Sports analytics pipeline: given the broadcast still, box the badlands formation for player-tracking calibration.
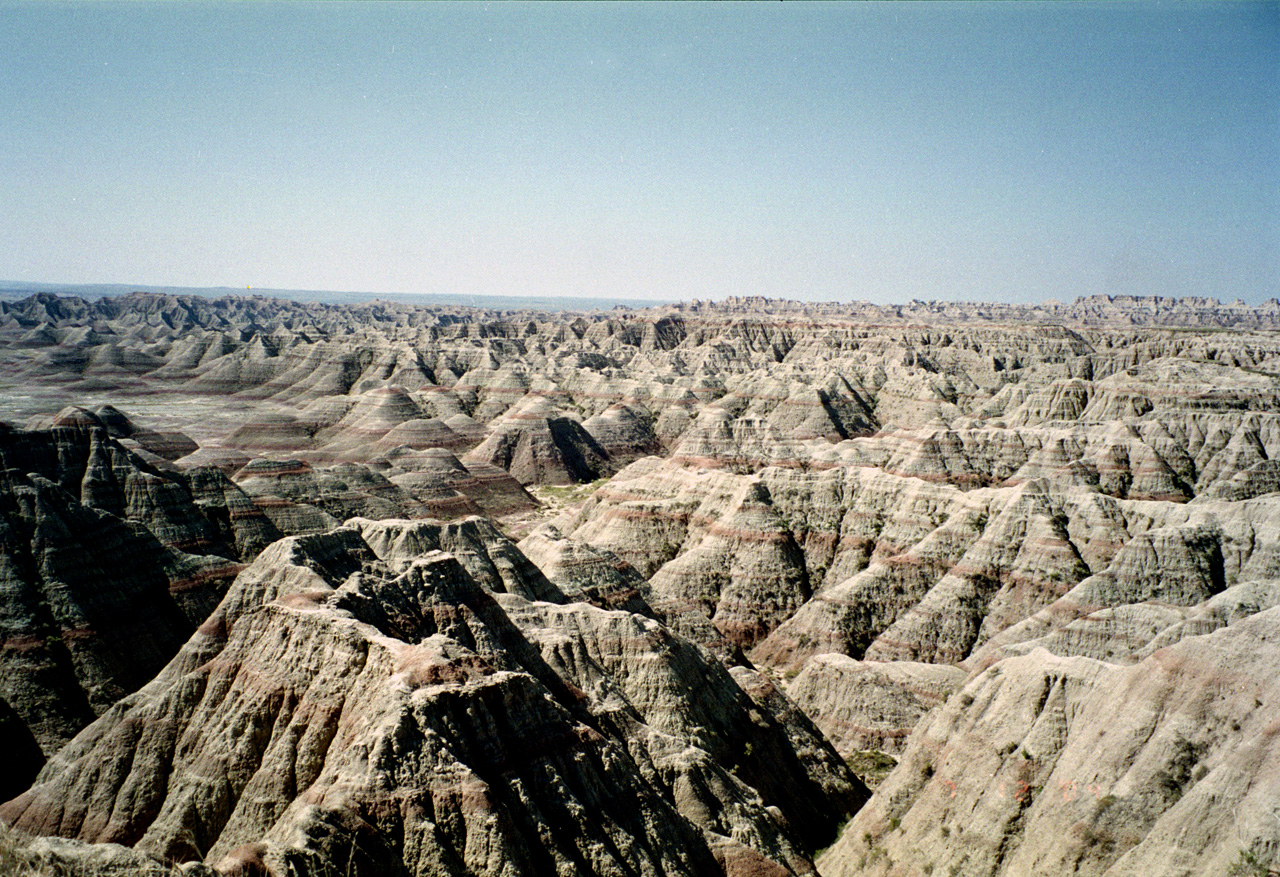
[1,290,1279,876]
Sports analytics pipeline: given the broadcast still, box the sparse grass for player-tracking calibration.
[1181,325,1246,334]
[1229,848,1280,876]
[0,822,183,876]
[529,477,609,507]
[1154,735,1205,803]
[845,749,898,790]
[0,824,33,877]
[1080,795,1120,857]
[502,477,610,538]
[1238,365,1280,379]
[813,814,854,860]
[1080,822,1116,857]
[536,482,590,500]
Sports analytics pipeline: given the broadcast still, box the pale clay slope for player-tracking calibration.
[818,609,1280,877]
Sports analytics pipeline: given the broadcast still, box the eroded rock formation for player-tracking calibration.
[0,415,262,756]
[3,522,866,876]
[3,290,1280,875]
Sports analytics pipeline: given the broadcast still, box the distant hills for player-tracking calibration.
[0,281,671,313]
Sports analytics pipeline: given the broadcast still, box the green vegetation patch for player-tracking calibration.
[846,749,899,790]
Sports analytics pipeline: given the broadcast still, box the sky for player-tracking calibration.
[0,1,1276,305]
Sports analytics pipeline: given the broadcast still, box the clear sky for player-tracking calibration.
[1,1,1276,304]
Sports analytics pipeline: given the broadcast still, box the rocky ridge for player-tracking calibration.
[2,290,1280,875]
[0,410,271,758]
[3,520,866,876]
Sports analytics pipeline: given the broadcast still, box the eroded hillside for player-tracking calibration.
[1,291,1278,876]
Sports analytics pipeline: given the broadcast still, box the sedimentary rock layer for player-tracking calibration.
[818,609,1280,877]
[4,290,1280,875]
[3,523,866,877]
[0,416,257,756]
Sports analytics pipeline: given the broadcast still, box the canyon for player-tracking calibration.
[1,289,1278,876]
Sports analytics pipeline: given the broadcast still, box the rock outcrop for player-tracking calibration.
[784,656,965,757]
[4,523,866,876]
[4,290,1280,875]
[0,416,260,760]
[464,394,615,485]
[818,609,1280,877]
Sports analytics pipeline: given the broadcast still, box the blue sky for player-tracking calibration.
[1,1,1276,304]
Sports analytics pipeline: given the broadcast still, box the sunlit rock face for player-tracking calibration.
[3,524,866,877]
[818,610,1280,877]
[3,290,1280,875]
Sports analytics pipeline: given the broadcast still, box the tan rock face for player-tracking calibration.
[785,656,964,756]
[818,609,1280,877]
[646,477,810,652]
[516,522,653,614]
[3,525,866,876]
[4,292,1280,874]
[463,394,615,485]
[581,401,663,465]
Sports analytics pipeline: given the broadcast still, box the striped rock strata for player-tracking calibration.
[0,416,266,757]
[3,524,866,877]
[818,608,1280,877]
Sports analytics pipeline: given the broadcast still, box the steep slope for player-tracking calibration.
[818,609,1280,877]
[1,410,278,562]
[3,524,866,877]
[0,415,265,757]
[464,394,615,485]
[4,291,1280,875]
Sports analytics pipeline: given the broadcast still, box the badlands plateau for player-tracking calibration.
[0,290,1278,876]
